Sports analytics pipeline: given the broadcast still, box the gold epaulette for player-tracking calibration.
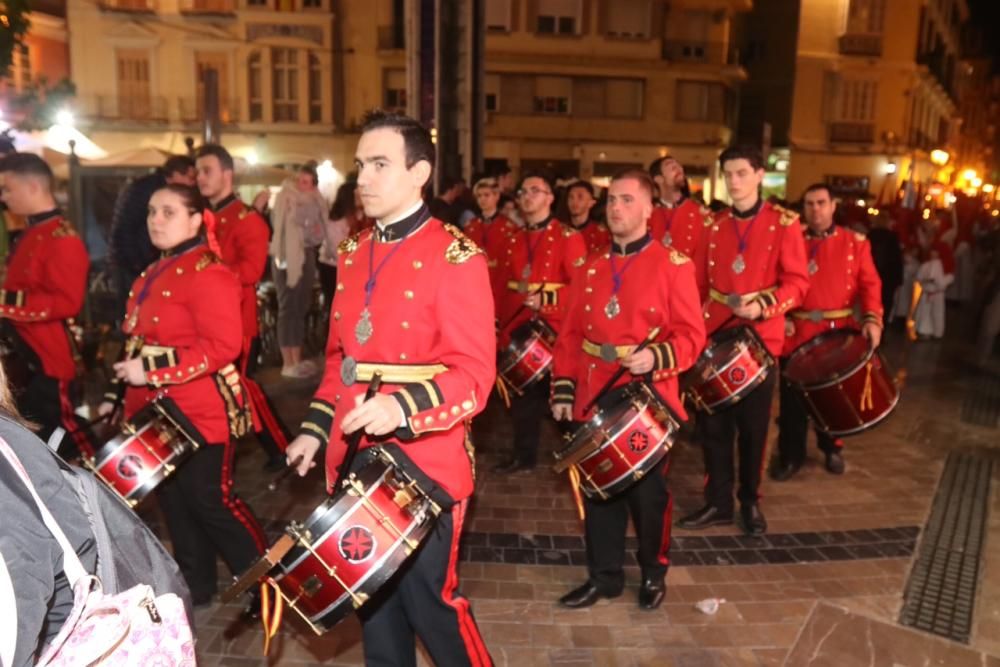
[195,251,220,271]
[670,249,690,265]
[700,206,714,227]
[338,233,361,255]
[443,224,483,264]
[52,220,78,238]
[774,204,798,227]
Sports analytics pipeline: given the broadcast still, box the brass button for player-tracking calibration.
[404,290,414,299]
[401,321,410,329]
[413,260,423,269]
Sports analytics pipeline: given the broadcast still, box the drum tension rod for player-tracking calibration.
[347,478,421,551]
[288,529,367,608]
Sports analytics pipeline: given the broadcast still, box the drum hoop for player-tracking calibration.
[691,362,772,413]
[785,330,876,390]
[92,418,158,469]
[555,390,659,469]
[499,332,549,372]
[810,380,900,437]
[581,442,670,498]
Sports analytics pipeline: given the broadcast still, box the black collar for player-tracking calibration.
[211,193,238,212]
[806,224,837,239]
[376,204,430,242]
[27,209,62,226]
[162,236,205,257]
[480,211,498,224]
[571,218,592,230]
[732,199,763,219]
[525,215,553,232]
[611,233,651,256]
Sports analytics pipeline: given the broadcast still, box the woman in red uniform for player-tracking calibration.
[99,184,266,606]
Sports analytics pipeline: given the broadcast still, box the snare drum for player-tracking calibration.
[268,448,440,634]
[683,325,774,414]
[498,318,557,395]
[783,328,899,436]
[85,399,201,507]
[553,383,679,500]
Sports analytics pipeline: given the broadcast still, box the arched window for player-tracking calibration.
[272,48,299,122]
[248,51,262,121]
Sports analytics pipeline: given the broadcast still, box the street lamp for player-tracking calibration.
[55,109,74,127]
[930,149,950,166]
[884,161,897,175]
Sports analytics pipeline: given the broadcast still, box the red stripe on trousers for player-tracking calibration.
[657,460,674,567]
[240,337,288,451]
[57,380,93,457]
[441,500,492,667]
[220,439,267,553]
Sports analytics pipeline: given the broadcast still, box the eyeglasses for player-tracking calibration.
[517,187,552,198]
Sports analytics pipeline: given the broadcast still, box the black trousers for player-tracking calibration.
[15,374,93,458]
[240,337,288,460]
[700,371,777,513]
[508,378,550,466]
[158,443,266,603]
[359,500,492,667]
[583,456,672,594]
[776,358,840,466]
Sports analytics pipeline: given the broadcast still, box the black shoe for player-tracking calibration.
[558,581,620,609]
[677,505,734,530]
[740,504,767,536]
[769,460,802,482]
[825,451,845,475]
[638,577,666,610]
[241,590,262,621]
[491,458,535,475]
[263,455,286,473]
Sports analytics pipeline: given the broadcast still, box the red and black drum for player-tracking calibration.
[85,398,201,507]
[267,448,440,634]
[683,325,774,414]
[783,328,899,436]
[552,383,679,500]
[498,318,557,395]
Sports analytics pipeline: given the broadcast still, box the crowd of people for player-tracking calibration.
[0,108,998,666]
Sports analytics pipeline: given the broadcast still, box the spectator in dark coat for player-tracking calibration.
[867,211,905,322]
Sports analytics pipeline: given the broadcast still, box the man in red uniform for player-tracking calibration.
[680,146,809,536]
[552,169,705,610]
[464,177,518,286]
[0,153,91,456]
[771,184,883,481]
[647,156,712,258]
[492,172,588,474]
[285,111,494,667]
[565,180,610,254]
[195,144,289,469]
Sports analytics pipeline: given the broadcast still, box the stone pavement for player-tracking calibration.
[157,325,1000,666]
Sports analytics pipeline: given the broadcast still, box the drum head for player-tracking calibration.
[785,329,870,386]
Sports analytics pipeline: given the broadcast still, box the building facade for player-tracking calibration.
[0,1,70,122]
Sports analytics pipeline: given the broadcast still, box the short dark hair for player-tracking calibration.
[719,145,765,171]
[440,175,464,191]
[611,168,655,202]
[0,153,54,190]
[157,183,209,213]
[518,170,555,194]
[566,180,595,198]
[299,164,319,186]
[195,144,234,171]
[802,183,833,201]
[330,180,358,220]
[162,154,195,178]
[492,164,512,178]
[361,109,436,171]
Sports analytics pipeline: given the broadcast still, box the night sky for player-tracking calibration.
[967,0,1000,71]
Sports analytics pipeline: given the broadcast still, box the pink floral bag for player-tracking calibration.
[0,437,196,666]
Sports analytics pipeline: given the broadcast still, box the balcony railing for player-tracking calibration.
[828,121,875,144]
[377,25,405,51]
[661,40,739,66]
[179,97,241,124]
[98,0,153,11]
[838,33,883,57]
[78,95,168,122]
[180,0,236,14]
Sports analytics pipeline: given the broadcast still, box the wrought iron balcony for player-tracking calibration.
[838,33,883,57]
[828,121,875,144]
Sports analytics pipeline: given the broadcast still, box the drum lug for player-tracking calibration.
[351,591,370,609]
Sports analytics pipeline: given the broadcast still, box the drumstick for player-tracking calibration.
[497,284,546,331]
[582,326,661,415]
[333,372,383,488]
[267,455,304,492]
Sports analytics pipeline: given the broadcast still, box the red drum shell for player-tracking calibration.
[86,401,198,507]
[684,326,774,413]
[499,319,557,394]
[272,451,438,634]
[554,384,678,499]
[783,328,899,436]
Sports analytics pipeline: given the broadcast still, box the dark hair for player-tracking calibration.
[361,109,436,171]
[0,153,54,191]
[299,164,319,186]
[439,175,464,192]
[330,180,358,220]
[611,168,655,202]
[162,154,195,178]
[0,130,16,156]
[518,170,555,195]
[566,180,595,198]
[802,183,834,200]
[195,144,235,172]
[647,156,666,179]
[156,183,210,214]
[491,164,512,178]
[719,145,765,171]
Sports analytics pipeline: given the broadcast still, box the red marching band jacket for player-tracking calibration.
[493,218,588,342]
[693,202,810,357]
[462,213,519,286]
[783,225,883,355]
[570,220,611,256]
[647,198,713,259]
[0,212,89,380]
[112,242,250,445]
[299,214,496,502]
[552,238,706,422]
[211,195,270,341]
